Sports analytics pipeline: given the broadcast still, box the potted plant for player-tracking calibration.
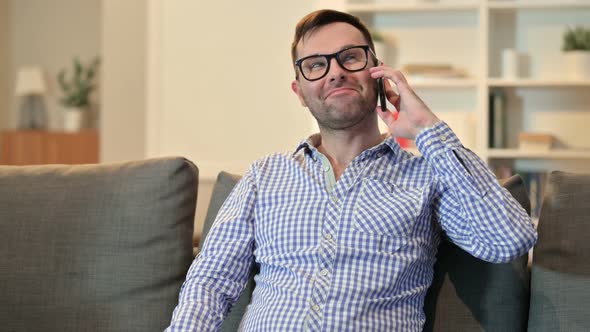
[563,26,590,80]
[57,56,100,131]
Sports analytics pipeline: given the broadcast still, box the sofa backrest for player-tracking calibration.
[423,174,531,332]
[200,172,532,331]
[0,157,198,332]
[528,171,590,331]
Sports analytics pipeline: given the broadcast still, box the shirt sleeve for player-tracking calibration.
[165,166,258,332]
[416,121,538,263]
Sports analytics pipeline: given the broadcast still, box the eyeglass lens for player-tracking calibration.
[300,46,368,81]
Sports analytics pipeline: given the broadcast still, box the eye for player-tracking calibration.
[304,58,327,72]
[343,54,358,63]
[340,50,362,64]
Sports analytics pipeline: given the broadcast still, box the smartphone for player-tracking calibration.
[377,78,387,112]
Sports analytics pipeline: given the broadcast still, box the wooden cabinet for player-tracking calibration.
[0,130,99,165]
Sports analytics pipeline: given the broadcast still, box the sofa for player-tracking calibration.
[200,171,590,332]
[1,157,588,331]
[0,157,198,332]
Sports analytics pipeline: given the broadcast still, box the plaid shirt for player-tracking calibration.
[166,122,537,331]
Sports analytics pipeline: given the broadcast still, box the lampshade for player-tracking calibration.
[15,66,47,96]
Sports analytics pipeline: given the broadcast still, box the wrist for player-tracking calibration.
[415,118,441,137]
[422,115,441,129]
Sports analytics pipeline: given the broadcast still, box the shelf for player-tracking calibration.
[350,0,590,171]
[487,148,590,159]
[488,78,590,87]
[409,78,478,88]
[488,0,590,10]
[348,0,590,12]
[346,2,480,13]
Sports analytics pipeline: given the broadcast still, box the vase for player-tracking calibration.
[564,51,590,80]
[63,108,87,132]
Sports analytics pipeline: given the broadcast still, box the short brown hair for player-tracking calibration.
[291,9,376,77]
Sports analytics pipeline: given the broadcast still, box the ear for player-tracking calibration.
[291,80,307,107]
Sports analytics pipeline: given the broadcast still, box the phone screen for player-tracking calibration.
[377,78,387,112]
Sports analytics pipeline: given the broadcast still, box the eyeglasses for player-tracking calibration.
[294,45,377,81]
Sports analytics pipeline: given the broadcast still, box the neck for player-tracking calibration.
[316,117,383,180]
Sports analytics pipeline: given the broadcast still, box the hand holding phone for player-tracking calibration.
[377,78,387,112]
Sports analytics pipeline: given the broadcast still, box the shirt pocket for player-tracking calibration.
[353,178,426,241]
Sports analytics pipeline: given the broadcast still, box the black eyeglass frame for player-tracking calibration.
[294,45,378,82]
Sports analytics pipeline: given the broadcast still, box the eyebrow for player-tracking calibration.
[301,44,361,58]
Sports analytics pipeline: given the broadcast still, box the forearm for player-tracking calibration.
[434,180,537,262]
[166,271,227,332]
[417,122,538,262]
[166,169,258,330]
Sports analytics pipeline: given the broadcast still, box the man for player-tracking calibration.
[166,9,537,331]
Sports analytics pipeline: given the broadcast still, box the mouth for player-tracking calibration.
[325,87,358,99]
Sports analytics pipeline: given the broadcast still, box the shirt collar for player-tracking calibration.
[293,132,403,158]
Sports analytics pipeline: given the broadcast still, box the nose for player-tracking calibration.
[327,57,346,82]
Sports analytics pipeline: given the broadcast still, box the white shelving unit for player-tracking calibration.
[411,78,478,88]
[488,148,590,160]
[488,0,590,10]
[342,0,590,174]
[346,3,480,12]
[488,78,590,87]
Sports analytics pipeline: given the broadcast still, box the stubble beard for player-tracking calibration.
[307,83,380,132]
[308,95,376,132]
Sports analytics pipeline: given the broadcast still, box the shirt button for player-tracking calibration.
[324,233,332,240]
[331,195,339,203]
[320,269,329,276]
[441,134,448,141]
[323,166,330,172]
[312,304,321,312]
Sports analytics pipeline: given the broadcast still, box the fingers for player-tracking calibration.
[383,79,400,111]
[370,67,413,96]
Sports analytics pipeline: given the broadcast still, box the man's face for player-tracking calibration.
[291,22,378,132]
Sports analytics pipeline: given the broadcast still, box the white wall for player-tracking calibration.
[8,0,100,130]
[0,1,9,132]
[100,0,147,163]
[148,0,318,175]
[3,0,342,239]
[145,0,322,235]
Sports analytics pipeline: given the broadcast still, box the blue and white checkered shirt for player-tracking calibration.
[166,122,537,331]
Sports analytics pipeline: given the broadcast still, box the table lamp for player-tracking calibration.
[15,66,47,129]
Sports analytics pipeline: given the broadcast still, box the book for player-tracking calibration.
[493,164,514,180]
[402,63,467,79]
[518,132,554,152]
[489,89,506,148]
[519,170,548,222]
[495,165,548,224]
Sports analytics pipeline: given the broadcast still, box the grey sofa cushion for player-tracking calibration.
[201,173,532,331]
[0,157,198,332]
[422,174,532,332]
[528,171,590,331]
